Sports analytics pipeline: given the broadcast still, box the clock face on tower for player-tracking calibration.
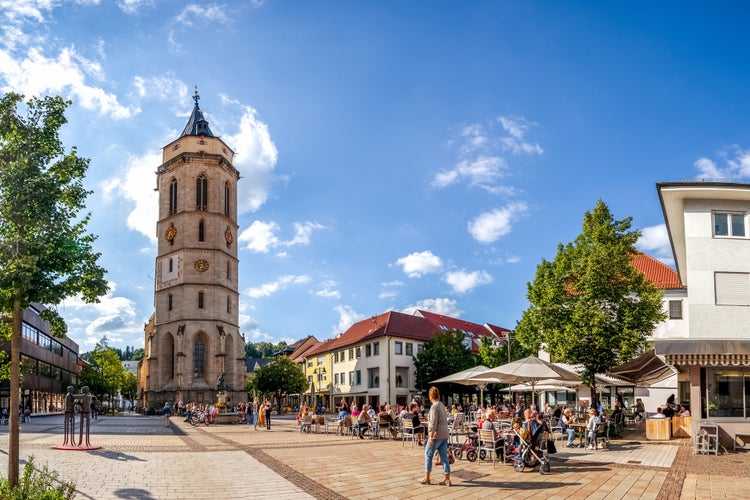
[194,259,209,272]
[225,227,233,246]
[165,224,177,242]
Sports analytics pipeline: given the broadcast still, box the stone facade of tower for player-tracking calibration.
[138,92,245,410]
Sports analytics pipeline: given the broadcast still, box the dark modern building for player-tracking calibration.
[0,303,81,414]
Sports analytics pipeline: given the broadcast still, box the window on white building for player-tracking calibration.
[669,300,683,319]
[405,343,413,356]
[715,272,750,305]
[395,341,403,355]
[714,212,746,238]
[373,342,380,355]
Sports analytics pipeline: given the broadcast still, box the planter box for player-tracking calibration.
[672,415,692,438]
[646,418,671,441]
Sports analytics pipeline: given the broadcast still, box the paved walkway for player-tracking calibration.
[0,414,748,499]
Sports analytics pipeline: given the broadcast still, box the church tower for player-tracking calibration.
[139,89,245,409]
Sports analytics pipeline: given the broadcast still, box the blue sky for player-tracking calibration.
[3,1,750,352]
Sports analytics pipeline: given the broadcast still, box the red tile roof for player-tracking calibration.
[415,310,510,352]
[327,311,438,351]
[631,252,682,289]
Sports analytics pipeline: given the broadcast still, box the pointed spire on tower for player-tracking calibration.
[180,85,215,138]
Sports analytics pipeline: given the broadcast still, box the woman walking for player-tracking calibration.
[420,386,451,486]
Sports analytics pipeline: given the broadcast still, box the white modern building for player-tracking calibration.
[655,181,750,444]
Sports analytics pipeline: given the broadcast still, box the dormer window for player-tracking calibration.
[714,212,745,238]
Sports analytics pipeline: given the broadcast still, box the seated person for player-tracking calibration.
[407,402,425,446]
[561,408,577,447]
[585,408,601,450]
[356,404,371,439]
[351,404,361,418]
[651,407,667,419]
[480,410,503,459]
[337,406,350,435]
[678,405,690,416]
[510,418,526,459]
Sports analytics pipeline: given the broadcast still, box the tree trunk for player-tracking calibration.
[8,296,22,488]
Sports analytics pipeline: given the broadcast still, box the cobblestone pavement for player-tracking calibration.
[0,414,748,499]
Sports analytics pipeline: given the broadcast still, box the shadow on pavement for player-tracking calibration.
[115,488,157,499]
[90,450,146,462]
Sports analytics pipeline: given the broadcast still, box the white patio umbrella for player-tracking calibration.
[431,365,505,407]
[475,356,581,407]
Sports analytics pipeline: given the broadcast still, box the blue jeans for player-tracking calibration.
[424,438,450,475]
[565,428,576,445]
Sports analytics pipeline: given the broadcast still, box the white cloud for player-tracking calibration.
[118,0,153,14]
[132,75,187,101]
[332,305,365,336]
[238,220,325,253]
[443,269,493,294]
[637,224,674,265]
[58,281,142,348]
[0,46,136,119]
[468,201,528,243]
[102,151,160,242]
[175,4,230,27]
[395,251,443,278]
[224,105,279,214]
[244,274,310,298]
[315,280,341,299]
[432,156,507,189]
[694,147,750,179]
[434,115,541,194]
[238,220,280,253]
[402,298,463,318]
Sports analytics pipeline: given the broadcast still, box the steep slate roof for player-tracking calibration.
[245,358,272,372]
[180,87,215,138]
[631,252,683,289]
[415,310,508,353]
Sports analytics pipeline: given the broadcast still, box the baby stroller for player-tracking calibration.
[454,431,481,462]
[510,425,551,474]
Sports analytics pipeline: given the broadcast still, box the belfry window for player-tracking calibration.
[196,175,207,211]
[169,179,178,214]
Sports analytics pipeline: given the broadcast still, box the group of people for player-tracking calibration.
[162,400,273,430]
[331,400,401,439]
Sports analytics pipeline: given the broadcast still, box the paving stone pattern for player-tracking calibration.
[1,415,749,499]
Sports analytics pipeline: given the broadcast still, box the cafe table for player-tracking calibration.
[568,422,588,447]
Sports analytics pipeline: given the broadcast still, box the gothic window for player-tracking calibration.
[196,175,207,211]
[226,260,230,279]
[169,179,178,214]
[198,219,205,242]
[169,258,173,273]
[168,293,173,311]
[224,182,230,216]
[194,337,205,376]
[226,295,231,313]
[198,291,204,309]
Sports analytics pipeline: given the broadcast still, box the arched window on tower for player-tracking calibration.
[169,179,178,214]
[194,336,205,376]
[196,175,207,211]
[198,219,205,242]
[224,182,230,216]
[227,295,231,314]
[198,291,204,309]
[168,293,173,311]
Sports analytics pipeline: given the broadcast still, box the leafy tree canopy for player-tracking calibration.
[245,341,288,358]
[250,356,307,413]
[414,330,476,395]
[0,92,108,486]
[514,200,666,395]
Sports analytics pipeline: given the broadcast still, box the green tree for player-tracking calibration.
[250,356,307,414]
[86,337,126,414]
[121,371,138,411]
[414,330,476,397]
[0,93,108,486]
[514,200,665,405]
[131,348,145,361]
